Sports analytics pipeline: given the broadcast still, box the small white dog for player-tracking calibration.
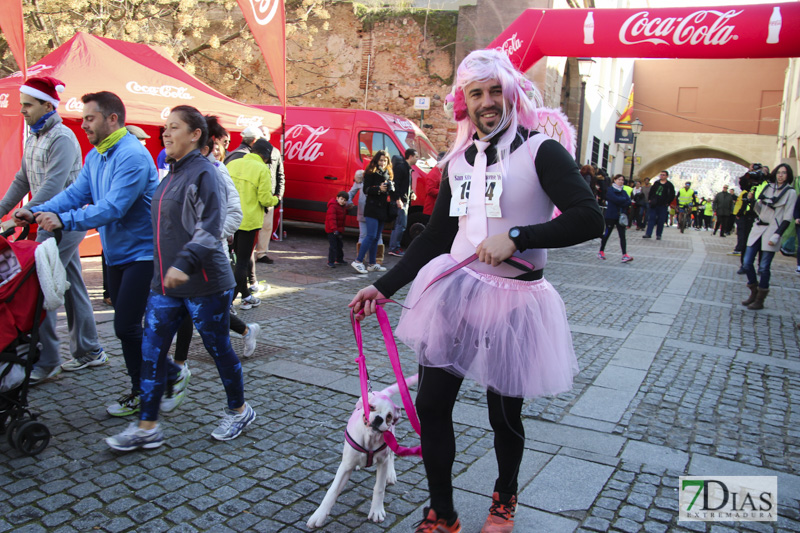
[307,374,419,529]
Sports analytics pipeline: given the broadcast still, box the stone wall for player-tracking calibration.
[220,3,458,150]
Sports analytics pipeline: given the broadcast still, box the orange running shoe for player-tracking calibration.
[481,492,516,532]
[414,507,462,533]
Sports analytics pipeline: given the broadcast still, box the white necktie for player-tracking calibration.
[466,140,490,246]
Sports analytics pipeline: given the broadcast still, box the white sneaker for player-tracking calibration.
[367,264,386,272]
[211,402,256,441]
[351,261,368,274]
[29,365,62,385]
[249,283,270,294]
[796,266,800,273]
[243,323,260,357]
[61,349,107,371]
[240,296,261,310]
[106,422,164,451]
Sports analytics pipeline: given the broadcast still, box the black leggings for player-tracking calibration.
[173,312,248,363]
[233,229,259,299]
[600,219,627,254]
[416,365,524,519]
[106,260,153,394]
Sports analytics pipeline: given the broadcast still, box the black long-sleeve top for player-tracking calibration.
[373,129,604,298]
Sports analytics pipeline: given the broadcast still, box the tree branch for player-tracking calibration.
[180,29,244,63]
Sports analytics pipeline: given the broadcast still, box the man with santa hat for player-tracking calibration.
[0,76,105,384]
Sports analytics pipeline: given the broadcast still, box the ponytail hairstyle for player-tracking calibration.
[440,49,541,173]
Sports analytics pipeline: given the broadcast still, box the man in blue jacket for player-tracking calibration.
[14,91,158,418]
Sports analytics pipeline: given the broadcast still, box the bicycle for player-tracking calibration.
[677,206,690,233]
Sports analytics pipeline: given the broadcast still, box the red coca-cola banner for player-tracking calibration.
[489,3,800,73]
[0,0,27,79]
[237,0,287,114]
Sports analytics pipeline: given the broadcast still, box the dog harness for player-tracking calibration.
[344,429,387,467]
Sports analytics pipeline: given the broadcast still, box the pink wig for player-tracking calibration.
[441,49,542,171]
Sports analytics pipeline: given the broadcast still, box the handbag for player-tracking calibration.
[619,212,629,226]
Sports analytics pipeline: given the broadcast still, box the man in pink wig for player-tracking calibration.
[350,49,603,533]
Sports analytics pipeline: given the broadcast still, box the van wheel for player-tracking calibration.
[401,211,428,248]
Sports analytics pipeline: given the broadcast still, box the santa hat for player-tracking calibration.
[19,77,65,108]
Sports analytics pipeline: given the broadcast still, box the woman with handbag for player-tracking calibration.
[741,164,797,310]
[598,174,633,262]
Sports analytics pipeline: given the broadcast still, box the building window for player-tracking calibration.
[602,143,610,170]
[591,137,601,166]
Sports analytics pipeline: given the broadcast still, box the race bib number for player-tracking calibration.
[449,172,503,217]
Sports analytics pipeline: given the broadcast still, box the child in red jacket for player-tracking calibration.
[325,191,349,267]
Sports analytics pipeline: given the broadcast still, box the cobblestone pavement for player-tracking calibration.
[1,223,799,532]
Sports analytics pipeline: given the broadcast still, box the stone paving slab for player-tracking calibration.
[2,223,799,532]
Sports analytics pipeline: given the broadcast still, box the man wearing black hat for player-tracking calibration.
[0,76,105,384]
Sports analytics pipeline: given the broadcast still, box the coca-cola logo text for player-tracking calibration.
[65,97,84,113]
[498,33,522,57]
[284,124,328,162]
[161,107,170,120]
[0,94,8,109]
[620,9,742,46]
[126,81,194,100]
[236,115,264,128]
[9,64,52,78]
[249,0,280,25]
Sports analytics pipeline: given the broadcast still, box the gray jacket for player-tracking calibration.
[0,113,81,216]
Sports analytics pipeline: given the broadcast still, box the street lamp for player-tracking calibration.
[628,118,644,182]
[574,57,595,165]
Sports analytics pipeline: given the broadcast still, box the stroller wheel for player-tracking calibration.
[15,421,50,456]
[6,419,25,449]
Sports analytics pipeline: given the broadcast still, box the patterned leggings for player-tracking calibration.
[139,289,244,421]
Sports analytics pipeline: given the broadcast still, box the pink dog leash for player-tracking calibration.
[350,253,538,457]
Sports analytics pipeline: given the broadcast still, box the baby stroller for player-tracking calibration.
[0,226,54,456]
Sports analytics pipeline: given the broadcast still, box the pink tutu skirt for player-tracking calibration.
[395,254,579,398]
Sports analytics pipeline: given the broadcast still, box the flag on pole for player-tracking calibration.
[617,84,634,127]
[0,0,27,79]
[237,0,286,115]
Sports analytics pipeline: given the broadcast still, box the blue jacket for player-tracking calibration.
[34,133,158,266]
[604,186,631,220]
[152,150,234,298]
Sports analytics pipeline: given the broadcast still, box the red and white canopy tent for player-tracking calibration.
[0,32,282,191]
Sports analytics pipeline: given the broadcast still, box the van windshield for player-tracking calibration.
[394,130,439,172]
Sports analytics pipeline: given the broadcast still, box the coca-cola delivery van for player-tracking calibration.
[255,105,440,234]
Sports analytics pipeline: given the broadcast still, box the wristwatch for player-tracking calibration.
[508,226,522,249]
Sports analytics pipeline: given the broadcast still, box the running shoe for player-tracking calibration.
[243,323,260,357]
[107,393,141,417]
[326,262,335,268]
[249,283,270,294]
[621,254,633,263]
[367,264,387,272]
[211,402,256,441]
[388,248,405,257]
[597,251,605,260]
[414,508,462,533]
[240,296,261,310]
[481,493,516,533]
[29,365,62,385]
[61,349,107,371]
[161,367,190,413]
[351,261,368,274]
[106,422,164,451]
